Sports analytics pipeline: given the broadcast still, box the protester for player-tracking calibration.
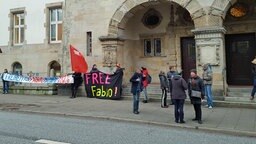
[188,69,205,124]
[90,64,99,73]
[167,66,178,105]
[202,63,213,108]
[130,68,143,114]
[159,71,169,108]
[250,57,256,100]
[171,74,188,123]
[114,63,125,96]
[141,67,149,103]
[70,72,83,98]
[1,69,9,94]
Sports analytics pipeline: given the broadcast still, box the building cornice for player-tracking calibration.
[191,26,226,34]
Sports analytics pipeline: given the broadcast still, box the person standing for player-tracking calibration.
[70,72,83,98]
[171,74,188,123]
[167,66,178,105]
[114,63,125,96]
[90,64,99,73]
[2,69,9,94]
[202,63,213,108]
[141,67,149,103]
[250,57,256,100]
[188,69,205,124]
[130,68,143,114]
[159,71,169,108]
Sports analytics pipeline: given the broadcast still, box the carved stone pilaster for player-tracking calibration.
[192,27,226,66]
[99,36,124,67]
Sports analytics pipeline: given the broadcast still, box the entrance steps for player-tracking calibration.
[225,86,252,102]
[122,84,256,108]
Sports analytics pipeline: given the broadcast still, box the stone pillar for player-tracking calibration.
[99,36,124,73]
[192,26,227,98]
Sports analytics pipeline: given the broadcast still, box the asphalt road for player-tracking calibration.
[0,111,255,144]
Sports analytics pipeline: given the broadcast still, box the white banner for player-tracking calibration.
[2,73,74,84]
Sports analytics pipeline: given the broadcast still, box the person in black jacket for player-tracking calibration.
[159,71,169,108]
[70,72,83,98]
[2,69,9,94]
[130,68,143,114]
[188,69,205,124]
[90,64,99,73]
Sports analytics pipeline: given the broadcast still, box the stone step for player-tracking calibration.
[121,95,256,109]
[227,87,252,93]
[227,92,251,97]
[224,96,253,103]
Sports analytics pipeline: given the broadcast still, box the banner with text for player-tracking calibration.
[84,71,123,100]
[2,73,74,84]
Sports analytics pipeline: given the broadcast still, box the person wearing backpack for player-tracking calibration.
[141,67,150,103]
[70,72,83,98]
[167,66,178,105]
[159,71,169,108]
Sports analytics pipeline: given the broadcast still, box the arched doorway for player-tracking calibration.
[48,61,61,77]
[102,0,197,83]
[12,62,22,85]
[224,0,256,85]
[12,62,22,75]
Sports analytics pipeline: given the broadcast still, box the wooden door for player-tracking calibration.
[225,33,256,85]
[181,37,196,82]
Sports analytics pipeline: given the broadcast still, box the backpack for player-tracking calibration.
[146,74,152,84]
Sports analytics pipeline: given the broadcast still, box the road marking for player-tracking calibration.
[35,139,71,144]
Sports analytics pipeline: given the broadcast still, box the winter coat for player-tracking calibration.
[141,69,149,87]
[171,75,188,100]
[72,72,83,88]
[252,64,256,80]
[90,68,99,73]
[188,76,205,104]
[159,73,169,89]
[1,71,8,83]
[202,64,213,85]
[130,72,143,95]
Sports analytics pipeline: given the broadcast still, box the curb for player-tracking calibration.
[9,109,256,138]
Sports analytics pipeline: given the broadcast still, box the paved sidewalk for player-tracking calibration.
[0,94,256,137]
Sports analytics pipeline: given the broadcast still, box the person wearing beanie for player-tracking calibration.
[250,57,256,100]
[90,64,99,73]
[188,69,205,124]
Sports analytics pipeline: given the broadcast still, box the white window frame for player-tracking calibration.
[13,13,24,45]
[50,8,62,43]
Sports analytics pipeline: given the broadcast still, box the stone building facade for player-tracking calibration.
[1,0,256,98]
[62,0,256,97]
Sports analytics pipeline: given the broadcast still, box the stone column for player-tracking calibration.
[192,26,227,98]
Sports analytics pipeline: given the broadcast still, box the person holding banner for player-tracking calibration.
[90,64,99,73]
[130,68,143,114]
[1,69,9,94]
[70,72,83,98]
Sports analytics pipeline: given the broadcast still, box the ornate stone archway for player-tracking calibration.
[107,0,204,37]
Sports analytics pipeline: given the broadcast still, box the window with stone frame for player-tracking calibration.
[144,38,162,56]
[13,12,25,45]
[49,8,62,42]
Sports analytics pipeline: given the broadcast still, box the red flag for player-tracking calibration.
[70,45,88,73]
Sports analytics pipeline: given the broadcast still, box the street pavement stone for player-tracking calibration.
[0,94,256,136]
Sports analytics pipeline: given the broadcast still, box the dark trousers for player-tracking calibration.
[161,88,167,107]
[71,84,78,98]
[173,99,185,122]
[251,79,256,97]
[193,104,202,120]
